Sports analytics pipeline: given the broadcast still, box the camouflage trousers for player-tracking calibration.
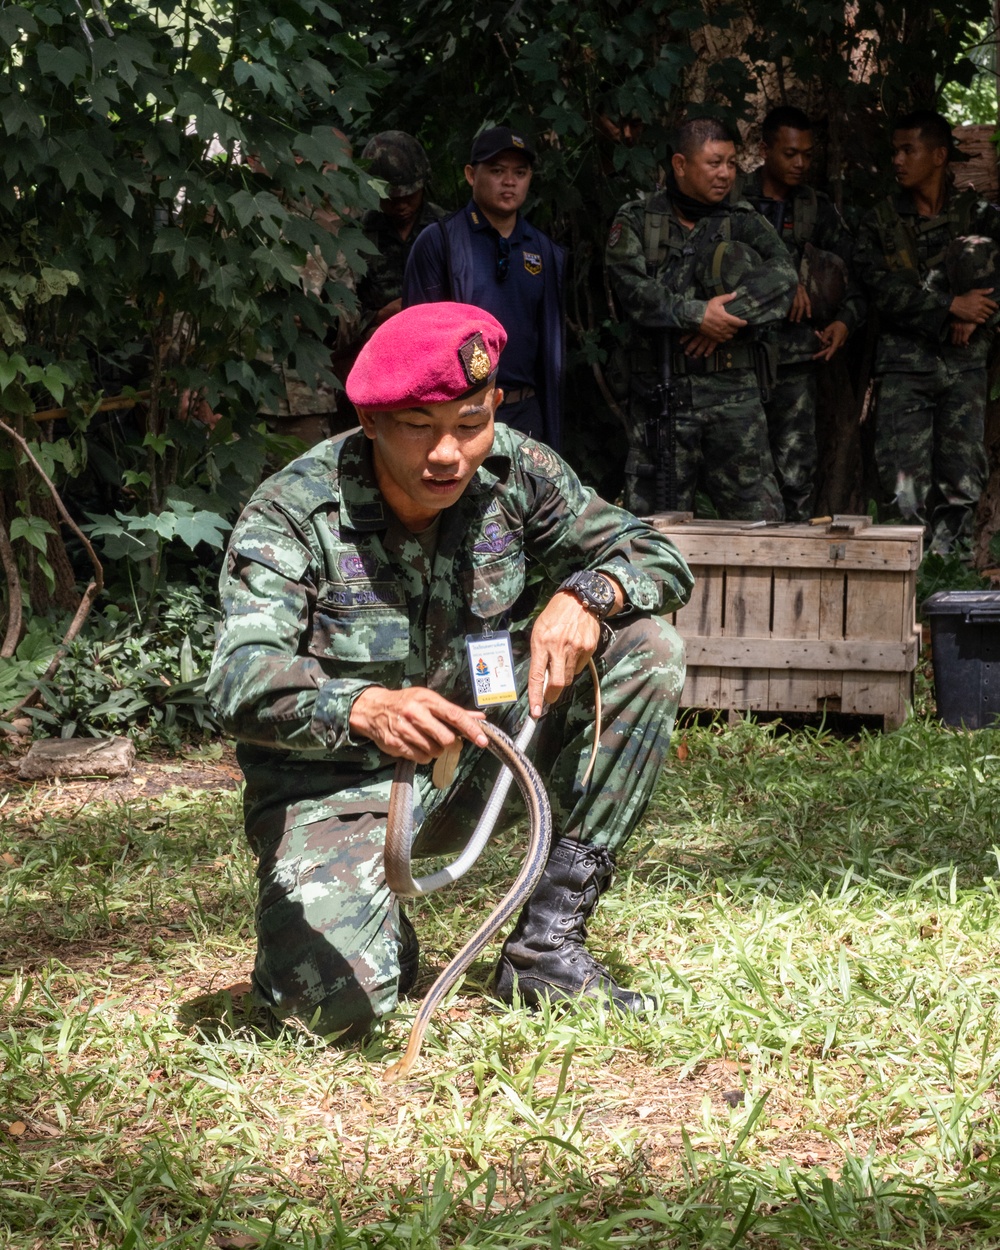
[874,361,987,553]
[764,363,818,523]
[244,614,685,1038]
[623,369,784,521]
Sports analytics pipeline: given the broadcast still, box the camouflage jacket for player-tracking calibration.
[356,199,446,325]
[605,191,797,350]
[856,186,1000,373]
[207,424,694,781]
[739,169,867,365]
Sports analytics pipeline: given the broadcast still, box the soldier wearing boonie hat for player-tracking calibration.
[342,132,446,373]
[208,301,694,1044]
[401,125,567,451]
[856,109,1000,552]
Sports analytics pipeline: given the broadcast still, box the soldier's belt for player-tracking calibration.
[672,344,756,375]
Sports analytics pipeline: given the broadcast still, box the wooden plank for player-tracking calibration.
[675,564,723,707]
[846,569,905,642]
[685,636,919,671]
[818,569,847,641]
[840,670,912,725]
[651,520,924,572]
[720,567,772,710]
[769,568,820,709]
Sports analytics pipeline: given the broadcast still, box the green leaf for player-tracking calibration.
[36,43,88,88]
[9,515,55,552]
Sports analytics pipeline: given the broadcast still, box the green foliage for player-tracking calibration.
[2,580,221,744]
[0,0,384,649]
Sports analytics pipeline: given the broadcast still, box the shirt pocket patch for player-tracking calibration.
[311,580,410,663]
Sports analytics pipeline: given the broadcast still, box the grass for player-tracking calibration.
[4,684,1000,1246]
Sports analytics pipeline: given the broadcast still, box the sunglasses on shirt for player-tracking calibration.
[496,235,511,283]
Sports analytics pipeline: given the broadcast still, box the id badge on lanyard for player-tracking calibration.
[465,629,518,708]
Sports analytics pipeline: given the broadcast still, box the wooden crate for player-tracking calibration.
[648,515,924,729]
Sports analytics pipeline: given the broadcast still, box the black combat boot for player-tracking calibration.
[398,909,420,997]
[493,838,655,1012]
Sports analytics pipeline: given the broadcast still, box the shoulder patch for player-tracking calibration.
[607,222,622,248]
[517,438,562,480]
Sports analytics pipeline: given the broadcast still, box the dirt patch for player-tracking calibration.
[0,738,243,825]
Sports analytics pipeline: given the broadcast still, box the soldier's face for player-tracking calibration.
[381,189,424,226]
[465,153,532,218]
[892,129,947,189]
[762,127,813,189]
[672,141,737,204]
[358,386,500,531]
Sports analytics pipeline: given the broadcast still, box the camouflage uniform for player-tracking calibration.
[739,170,867,521]
[856,187,1000,551]
[355,132,445,335]
[206,424,693,1037]
[357,199,446,328]
[605,192,797,518]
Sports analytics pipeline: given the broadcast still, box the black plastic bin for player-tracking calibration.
[922,590,1000,728]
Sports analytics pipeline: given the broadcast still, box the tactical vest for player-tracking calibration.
[730,173,819,249]
[873,187,979,273]
[642,200,732,282]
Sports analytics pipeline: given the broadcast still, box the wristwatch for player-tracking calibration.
[559,570,617,620]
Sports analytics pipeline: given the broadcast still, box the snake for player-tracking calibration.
[383,720,553,1081]
[382,659,601,1081]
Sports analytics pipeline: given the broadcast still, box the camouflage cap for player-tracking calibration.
[361,130,432,198]
[798,241,848,322]
[943,235,1000,295]
[346,302,507,411]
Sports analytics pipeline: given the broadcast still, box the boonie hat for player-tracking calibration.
[347,303,507,411]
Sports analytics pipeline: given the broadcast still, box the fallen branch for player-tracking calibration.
[0,419,104,719]
[0,513,22,658]
[31,390,150,424]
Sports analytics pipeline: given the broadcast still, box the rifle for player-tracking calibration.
[645,332,676,512]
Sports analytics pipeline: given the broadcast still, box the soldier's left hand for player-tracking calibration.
[813,320,849,362]
[527,591,611,718]
[788,284,812,323]
[950,319,977,347]
[680,332,718,359]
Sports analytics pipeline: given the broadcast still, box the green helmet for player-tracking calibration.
[943,235,1000,295]
[361,130,431,198]
[798,241,848,322]
[691,239,798,324]
[695,240,765,299]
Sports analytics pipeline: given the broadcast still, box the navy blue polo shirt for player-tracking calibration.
[465,201,545,390]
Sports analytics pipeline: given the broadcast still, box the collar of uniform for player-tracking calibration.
[466,199,526,242]
[336,431,511,531]
[893,187,956,218]
[337,433,391,531]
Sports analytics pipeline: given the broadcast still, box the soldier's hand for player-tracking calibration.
[375,298,403,326]
[528,592,606,718]
[813,320,849,362]
[950,289,998,324]
[951,319,977,347]
[699,293,747,341]
[680,332,718,358]
[788,284,812,323]
[349,686,487,763]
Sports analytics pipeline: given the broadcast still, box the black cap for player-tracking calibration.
[469,126,536,165]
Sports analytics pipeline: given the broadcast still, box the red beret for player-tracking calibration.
[346,302,507,411]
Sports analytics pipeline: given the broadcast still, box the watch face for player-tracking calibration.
[569,571,614,615]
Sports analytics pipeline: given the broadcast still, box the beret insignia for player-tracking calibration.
[459,333,492,385]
